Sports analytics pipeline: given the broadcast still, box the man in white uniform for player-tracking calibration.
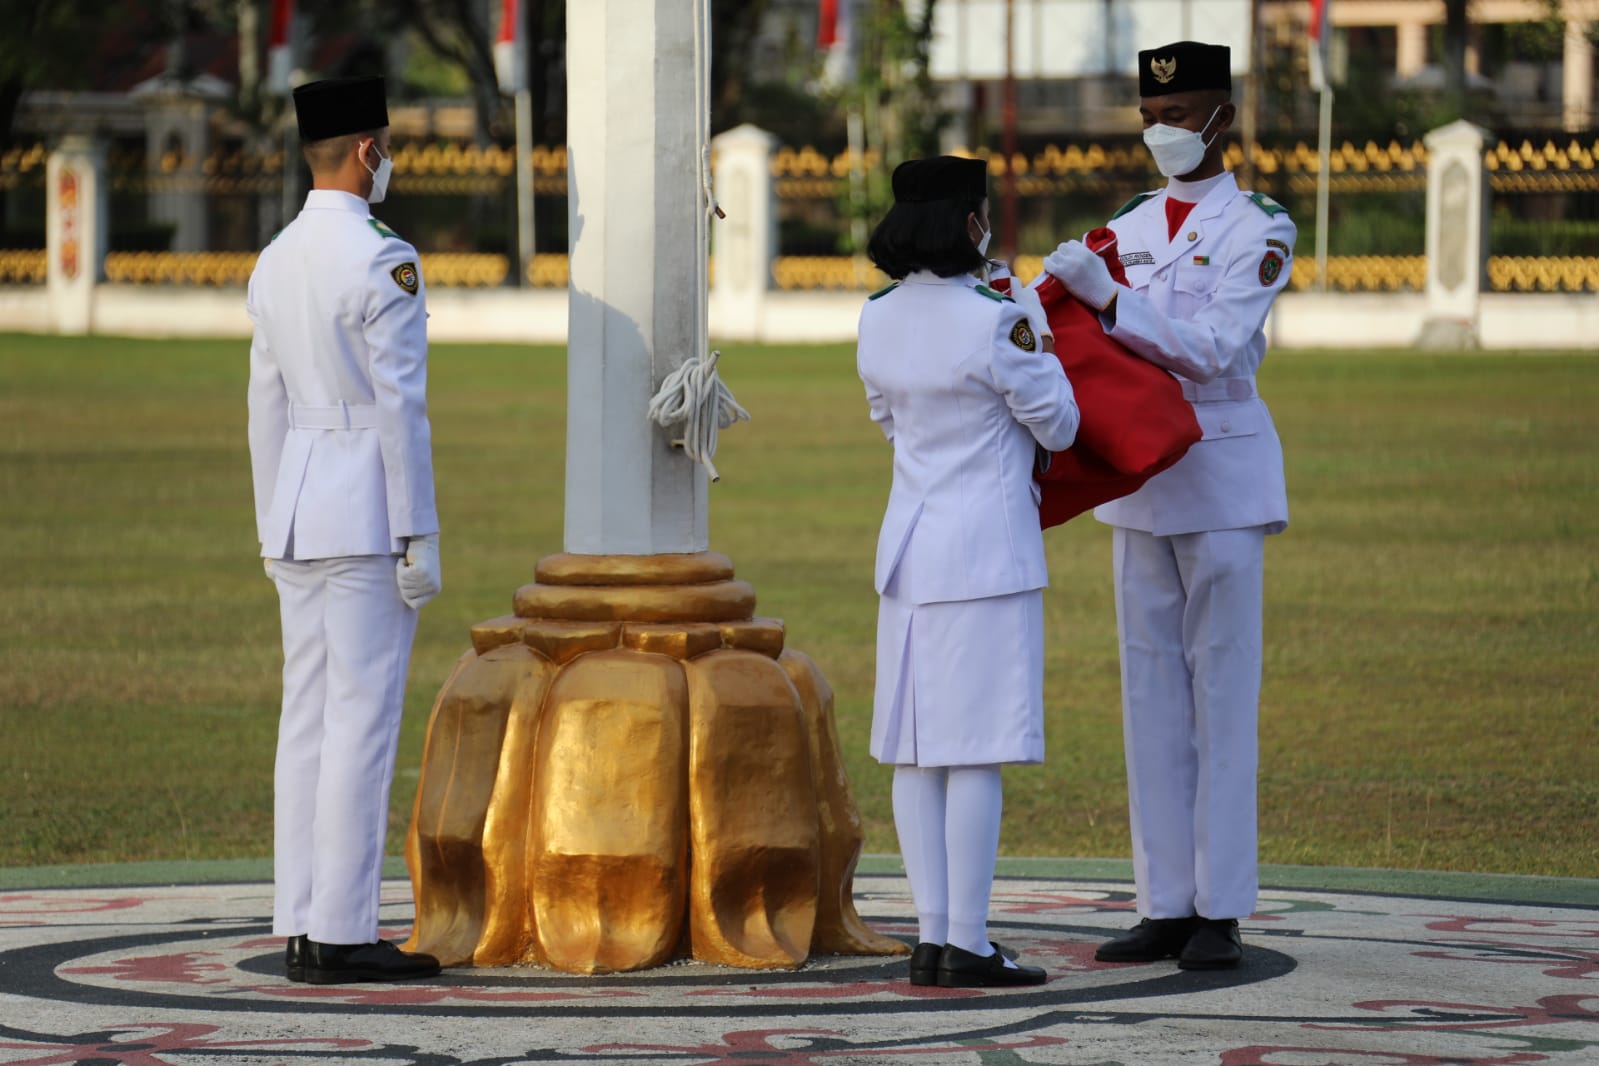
[247,75,443,984]
[1041,41,1294,969]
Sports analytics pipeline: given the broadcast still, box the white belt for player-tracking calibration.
[1180,378,1256,403]
[288,402,379,429]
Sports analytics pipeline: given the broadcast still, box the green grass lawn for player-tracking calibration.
[2,333,1595,878]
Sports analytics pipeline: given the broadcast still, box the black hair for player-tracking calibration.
[866,197,987,280]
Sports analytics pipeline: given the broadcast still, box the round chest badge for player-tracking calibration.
[1259,250,1284,287]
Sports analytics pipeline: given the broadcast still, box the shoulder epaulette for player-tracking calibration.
[1110,192,1157,220]
[868,282,899,300]
[368,218,402,239]
[1246,192,1288,217]
[267,229,281,244]
[973,284,1011,302]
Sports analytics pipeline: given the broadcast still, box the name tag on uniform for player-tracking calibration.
[1120,251,1156,267]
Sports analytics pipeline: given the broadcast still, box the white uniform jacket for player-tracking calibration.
[247,190,438,560]
[858,271,1079,606]
[1093,173,1293,537]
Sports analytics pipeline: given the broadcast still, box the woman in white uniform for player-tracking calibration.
[856,157,1080,987]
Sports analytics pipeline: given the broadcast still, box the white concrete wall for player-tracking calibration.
[0,286,1594,351]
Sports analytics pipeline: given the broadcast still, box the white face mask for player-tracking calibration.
[362,142,393,204]
[1143,105,1223,178]
[971,216,992,257]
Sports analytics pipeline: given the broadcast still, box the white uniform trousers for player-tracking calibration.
[1111,525,1266,921]
[270,555,417,944]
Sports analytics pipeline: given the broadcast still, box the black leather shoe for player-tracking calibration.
[1178,918,1243,970]
[303,938,441,984]
[1094,917,1199,963]
[936,942,1047,987]
[284,934,308,982]
[909,942,942,986]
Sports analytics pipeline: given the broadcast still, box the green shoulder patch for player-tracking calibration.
[368,218,402,239]
[973,284,1012,302]
[1247,192,1287,217]
[868,282,899,300]
[1110,192,1157,220]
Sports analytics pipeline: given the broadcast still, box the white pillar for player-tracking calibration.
[1563,19,1593,133]
[46,135,108,336]
[1396,22,1427,81]
[563,0,710,555]
[708,123,776,342]
[142,93,211,252]
[1418,120,1490,349]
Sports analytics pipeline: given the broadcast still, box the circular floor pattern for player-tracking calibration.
[1,873,1595,1065]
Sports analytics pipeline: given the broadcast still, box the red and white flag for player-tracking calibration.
[1308,0,1331,92]
[818,0,856,88]
[494,0,527,93]
[267,0,294,95]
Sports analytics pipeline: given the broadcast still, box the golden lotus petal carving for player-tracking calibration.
[404,552,907,973]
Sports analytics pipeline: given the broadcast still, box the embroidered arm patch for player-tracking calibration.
[1258,250,1284,286]
[391,261,420,295]
[1009,319,1037,352]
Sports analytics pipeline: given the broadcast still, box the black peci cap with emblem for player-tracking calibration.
[1138,41,1231,98]
[891,156,989,204]
[293,75,390,143]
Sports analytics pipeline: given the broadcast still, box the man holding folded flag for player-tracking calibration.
[1039,40,1296,971]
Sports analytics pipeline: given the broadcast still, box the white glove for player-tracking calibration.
[396,533,442,609]
[263,557,275,581]
[1009,283,1052,340]
[1043,240,1119,312]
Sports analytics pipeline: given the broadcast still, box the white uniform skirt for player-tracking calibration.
[870,585,1046,768]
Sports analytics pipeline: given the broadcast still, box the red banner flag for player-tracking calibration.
[267,0,294,96]
[495,0,526,93]
[818,0,840,48]
[1308,0,1331,91]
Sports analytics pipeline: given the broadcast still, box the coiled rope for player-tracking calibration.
[647,349,750,482]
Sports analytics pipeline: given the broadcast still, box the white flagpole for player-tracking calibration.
[496,0,534,287]
[1310,1,1332,293]
[1315,84,1331,292]
[516,87,534,287]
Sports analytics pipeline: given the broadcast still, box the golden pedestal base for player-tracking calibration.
[403,551,907,973]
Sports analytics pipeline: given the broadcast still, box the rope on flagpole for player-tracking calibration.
[648,349,750,483]
[648,0,746,482]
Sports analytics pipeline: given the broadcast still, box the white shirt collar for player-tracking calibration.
[303,189,372,215]
[1165,170,1231,205]
[902,269,980,287]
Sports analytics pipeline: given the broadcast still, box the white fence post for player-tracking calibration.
[1417,120,1490,349]
[140,91,212,252]
[46,135,108,336]
[708,123,776,341]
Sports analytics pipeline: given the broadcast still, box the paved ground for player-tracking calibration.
[1,857,1595,1065]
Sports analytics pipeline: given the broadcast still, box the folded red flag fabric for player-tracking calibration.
[995,228,1202,528]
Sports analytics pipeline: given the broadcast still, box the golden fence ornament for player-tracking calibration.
[402,550,907,974]
[0,249,46,284]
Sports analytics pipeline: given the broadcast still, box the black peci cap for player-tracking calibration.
[1138,41,1231,97]
[891,156,989,204]
[293,76,389,143]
